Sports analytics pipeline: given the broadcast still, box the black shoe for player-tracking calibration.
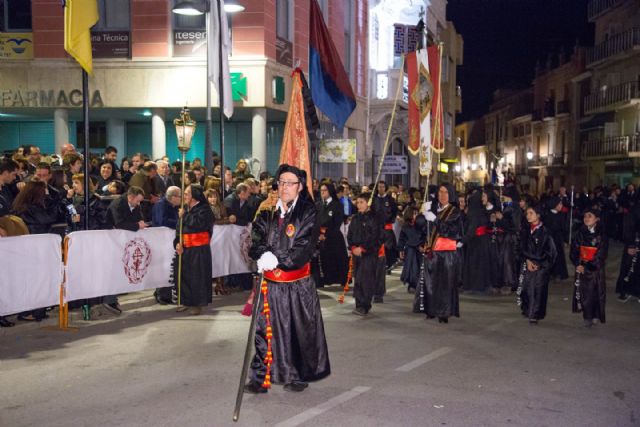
[426,315,435,319]
[618,294,631,302]
[0,316,15,327]
[438,317,448,324]
[529,319,538,325]
[352,307,367,316]
[373,296,384,303]
[284,381,308,392]
[243,381,268,394]
[102,303,122,315]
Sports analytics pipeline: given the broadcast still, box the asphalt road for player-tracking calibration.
[1,242,639,427]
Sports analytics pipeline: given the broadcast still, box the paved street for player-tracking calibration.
[1,242,639,427]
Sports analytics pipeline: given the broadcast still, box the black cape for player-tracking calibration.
[313,198,349,286]
[519,224,557,320]
[347,210,384,311]
[570,224,608,322]
[249,197,330,384]
[174,201,215,307]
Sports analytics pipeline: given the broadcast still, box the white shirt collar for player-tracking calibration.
[324,197,332,204]
[276,196,299,218]
[551,209,558,214]
[486,203,494,211]
[588,225,596,233]
[437,203,449,212]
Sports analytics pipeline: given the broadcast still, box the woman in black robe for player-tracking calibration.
[461,189,495,293]
[313,183,349,287]
[570,208,608,327]
[496,186,521,293]
[174,184,215,315]
[517,205,557,324]
[348,193,384,315]
[416,184,463,323]
[544,196,569,280]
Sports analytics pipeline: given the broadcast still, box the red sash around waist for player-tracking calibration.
[378,244,385,257]
[264,263,311,282]
[579,246,597,262]
[183,231,210,248]
[384,223,394,231]
[433,237,457,251]
[475,225,503,236]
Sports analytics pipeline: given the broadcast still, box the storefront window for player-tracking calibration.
[94,0,130,30]
[2,0,32,32]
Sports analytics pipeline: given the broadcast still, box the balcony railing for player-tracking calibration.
[584,81,640,115]
[587,28,640,64]
[581,135,640,159]
[588,0,625,21]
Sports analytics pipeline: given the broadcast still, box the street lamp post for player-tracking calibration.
[173,107,197,307]
[172,0,244,197]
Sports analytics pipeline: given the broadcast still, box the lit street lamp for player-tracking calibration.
[172,0,244,197]
[173,106,196,307]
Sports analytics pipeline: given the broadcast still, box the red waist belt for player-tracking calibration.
[384,223,394,231]
[579,246,597,262]
[264,263,311,282]
[475,226,503,236]
[378,244,385,257]
[433,237,457,251]
[183,231,210,248]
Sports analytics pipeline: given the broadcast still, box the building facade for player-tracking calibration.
[576,0,640,188]
[0,0,369,179]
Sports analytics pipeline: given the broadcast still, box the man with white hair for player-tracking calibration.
[154,160,174,195]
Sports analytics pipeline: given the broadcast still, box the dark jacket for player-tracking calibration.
[152,196,179,229]
[106,194,144,231]
[372,193,398,224]
[347,210,384,254]
[250,197,319,271]
[224,193,254,226]
[14,204,59,234]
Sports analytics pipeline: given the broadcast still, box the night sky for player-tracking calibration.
[447,0,594,121]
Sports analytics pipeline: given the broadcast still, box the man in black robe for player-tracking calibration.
[244,164,330,394]
[174,185,215,315]
[544,196,569,280]
[615,202,640,301]
[372,180,398,275]
[348,192,384,315]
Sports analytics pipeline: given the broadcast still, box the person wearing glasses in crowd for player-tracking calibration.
[244,164,330,394]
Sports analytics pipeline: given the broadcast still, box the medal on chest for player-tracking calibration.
[286,223,296,238]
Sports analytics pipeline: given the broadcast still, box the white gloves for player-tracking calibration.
[421,201,431,216]
[456,242,463,249]
[257,251,279,272]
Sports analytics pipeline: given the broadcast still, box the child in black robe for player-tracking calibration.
[570,208,608,327]
[398,207,425,293]
[347,193,384,315]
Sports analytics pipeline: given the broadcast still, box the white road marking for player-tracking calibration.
[275,386,371,427]
[395,347,453,372]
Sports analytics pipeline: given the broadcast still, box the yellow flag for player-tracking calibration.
[64,0,99,75]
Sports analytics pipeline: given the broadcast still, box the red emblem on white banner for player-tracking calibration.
[122,238,152,284]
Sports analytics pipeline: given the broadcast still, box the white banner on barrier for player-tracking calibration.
[211,224,254,278]
[0,234,62,316]
[65,227,175,302]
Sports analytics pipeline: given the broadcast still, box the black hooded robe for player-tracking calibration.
[399,216,426,289]
[313,198,349,287]
[519,223,557,320]
[416,185,463,320]
[461,191,496,293]
[570,224,608,323]
[175,191,215,307]
[544,208,569,280]
[615,205,640,298]
[348,210,384,312]
[248,165,330,386]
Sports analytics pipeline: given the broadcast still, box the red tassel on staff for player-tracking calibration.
[260,279,273,389]
[337,256,354,304]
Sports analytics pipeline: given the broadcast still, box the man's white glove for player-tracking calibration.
[421,201,431,216]
[456,241,463,249]
[257,251,279,272]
